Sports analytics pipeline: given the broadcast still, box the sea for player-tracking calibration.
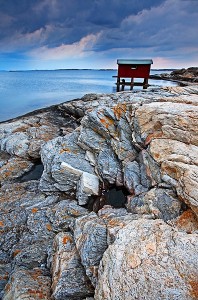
[0,69,177,122]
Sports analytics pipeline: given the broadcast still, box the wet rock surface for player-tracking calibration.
[0,86,198,299]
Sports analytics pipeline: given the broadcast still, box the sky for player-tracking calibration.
[0,0,198,70]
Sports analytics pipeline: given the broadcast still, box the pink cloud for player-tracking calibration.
[28,32,101,60]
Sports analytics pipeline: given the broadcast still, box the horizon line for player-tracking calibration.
[0,68,177,72]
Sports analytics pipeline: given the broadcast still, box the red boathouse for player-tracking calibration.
[115,59,153,91]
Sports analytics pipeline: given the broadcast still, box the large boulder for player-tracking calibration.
[95,219,198,300]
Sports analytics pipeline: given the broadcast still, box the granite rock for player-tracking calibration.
[39,131,96,194]
[127,188,183,221]
[171,209,198,234]
[0,109,78,159]
[77,172,100,205]
[3,267,51,300]
[0,86,198,299]
[46,199,89,231]
[95,219,198,300]
[149,138,198,216]
[74,213,108,287]
[51,232,94,300]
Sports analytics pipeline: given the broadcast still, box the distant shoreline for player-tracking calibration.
[0,68,177,72]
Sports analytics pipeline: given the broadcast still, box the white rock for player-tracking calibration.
[77,172,99,205]
[61,161,83,177]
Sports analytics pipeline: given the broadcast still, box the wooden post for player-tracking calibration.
[117,77,120,92]
[121,79,125,91]
[143,78,148,89]
[130,78,134,90]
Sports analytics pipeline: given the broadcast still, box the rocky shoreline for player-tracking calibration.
[150,67,198,86]
[0,84,198,299]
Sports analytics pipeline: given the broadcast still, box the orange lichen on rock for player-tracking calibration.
[59,148,78,154]
[62,235,73,245]
[59,148,71,154]
[13,249,21,257]
[176,209,198,233]
[99,116,114,129]
[189,280,198,299]
[113,103,127,120]
[0,221,4,227]
[31,269,43,280]
[31,208,38,213]
[162,165,179,179]
[46,223,52,231]
[27,289,46,299]
[108,219,124,227]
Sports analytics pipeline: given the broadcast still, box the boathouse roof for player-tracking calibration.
[117,59,153,65]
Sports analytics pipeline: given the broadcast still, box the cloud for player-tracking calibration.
[0,0,197,69]
[28,32,101,60]
[92,0,198,61]
[0,0,165,52]
[0,25,54,52]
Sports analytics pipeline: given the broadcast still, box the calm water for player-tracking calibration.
[0,69,177,122]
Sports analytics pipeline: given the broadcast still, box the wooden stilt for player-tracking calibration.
[117,77,120,92]
[143,78,148,89]
[130,78,134,90]
[121,79,125,91]
[113,75,149,91]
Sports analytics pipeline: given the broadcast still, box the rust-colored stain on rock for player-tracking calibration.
[176,209,198,233]
[62,235,73,245]
[113,103,127,120]
[100,116,114,129]
[28,289,46,299]
[189,280,198,299]
[145,132,163,145]
[13,249,21,257]
[46,223,52,231]
[59,148,71,154]
[31,269,43,280]
[162,165,179,179]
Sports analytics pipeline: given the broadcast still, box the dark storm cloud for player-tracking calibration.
[92,0,198,54]
[0,0,165,51]
[0,0,197,68]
